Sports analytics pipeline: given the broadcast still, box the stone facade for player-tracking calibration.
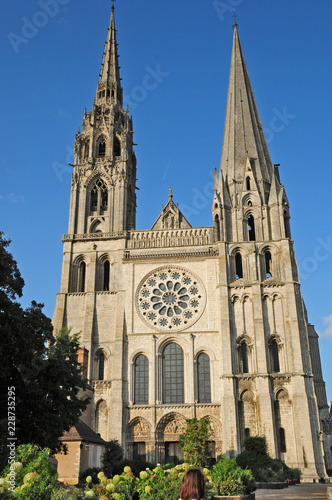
[53,7,332,479]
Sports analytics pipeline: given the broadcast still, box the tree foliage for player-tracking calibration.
[178,417,213,467]
[0,232,90,471]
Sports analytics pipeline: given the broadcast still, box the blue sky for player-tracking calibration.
[1,0,332,401]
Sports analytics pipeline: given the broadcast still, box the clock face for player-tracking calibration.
[135,266,206,332]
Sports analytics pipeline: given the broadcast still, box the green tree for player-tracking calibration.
[179,417,213,467]
[0,232,90,471]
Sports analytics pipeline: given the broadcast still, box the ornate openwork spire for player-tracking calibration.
[96,2,122,105]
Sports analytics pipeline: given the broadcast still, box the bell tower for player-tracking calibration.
[68,4,136,235]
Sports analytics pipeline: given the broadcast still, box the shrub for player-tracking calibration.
[211,456,256,496]
[101,440,124,473]
[179,418,213,468]
[112,460,155,477]
[79,468,102,485]
[236,436,301,483]
[0,444,58,499]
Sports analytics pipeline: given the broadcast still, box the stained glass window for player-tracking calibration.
[162,343,184,404]
[197,353,211,403]
[134,355,149,405]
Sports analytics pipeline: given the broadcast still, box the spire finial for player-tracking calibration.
[233,10,238,29]
[168,187,173,201]
[111,0,116,11]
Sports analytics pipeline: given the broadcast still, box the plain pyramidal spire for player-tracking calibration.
[220,22,273,186]
[96,2,122,105]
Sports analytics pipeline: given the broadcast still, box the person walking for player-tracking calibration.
[179,468,206,500]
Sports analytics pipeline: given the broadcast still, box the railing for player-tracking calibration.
[128,227,215,249]
[63,231,129,242]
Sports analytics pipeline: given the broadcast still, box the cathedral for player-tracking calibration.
[53,5,332,479]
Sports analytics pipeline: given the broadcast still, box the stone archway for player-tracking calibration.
[156,413,187,464]
[127,417,151,462]
[203,415,223,459]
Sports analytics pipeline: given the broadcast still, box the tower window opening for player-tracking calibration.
[240,342,249,373]
[98,352,105,380]
[271,339,280,373]
[112,90,114,97]
[214,214,220,241]
[78,261,86,292]
[84,140,90,159]
[114,136,121,157]
[235,252,243,279]
[284,211,291,239]
[265,251,272,278]
[248,214,256,241]
[107,89,110,98]
[279,427,286,453]
[103,260,110,291]
[98,140,106,157]
[245,427,250,437]
[90,178,108,215]
[246,177,251,190]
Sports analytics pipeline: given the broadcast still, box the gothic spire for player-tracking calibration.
[220,25,273,187]
[96,3,122,106]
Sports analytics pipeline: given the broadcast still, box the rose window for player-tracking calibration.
[136,266,206,331]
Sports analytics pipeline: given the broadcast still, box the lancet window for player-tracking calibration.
[90,178,108,215]
[162,343,184,404]
[197,352,211,403]
[114,136,121,157]
[247,214,256,241]
[235,252,243,279]
[134,355,149,405]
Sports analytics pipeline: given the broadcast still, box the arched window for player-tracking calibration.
[265,251,272,278]
[84,140,90,159]
[246,177,251,191]
[284,211,291,239]
[134,354,149,405]
[162,343,184,404]
[90,178,108,215]
[248,214,256,241]
[98,139,106,157]
[98,352,105,381]
[103,261,110,291]
[197,353,211,403]
[235,252,243,279]
[245,428,250,438]
[240,342,249,373]
[279,427,286,453]
[271,339,280,373]
[78,262,86,292]
[95,400,108,439]
[114,136,121,157]
[214,214,220,241]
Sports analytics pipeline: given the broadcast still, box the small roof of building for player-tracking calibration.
[61,419,107,445]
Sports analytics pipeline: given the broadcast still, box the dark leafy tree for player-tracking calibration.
[0,232,90,471]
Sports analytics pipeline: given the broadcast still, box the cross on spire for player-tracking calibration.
[111,0,116,11]
[233,10,238,29]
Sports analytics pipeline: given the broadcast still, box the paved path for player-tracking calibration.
[255,483,327,500]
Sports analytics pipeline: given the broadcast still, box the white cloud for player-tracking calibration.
[319,314,332,342]
[7,193,24,204]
